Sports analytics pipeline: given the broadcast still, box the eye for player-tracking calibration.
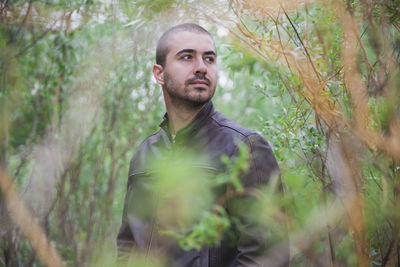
[181,54,192,60]
[205,56,215,63]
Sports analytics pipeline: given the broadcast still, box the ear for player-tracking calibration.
[152,64,164,85]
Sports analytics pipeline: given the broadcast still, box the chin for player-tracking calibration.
[190,94,212,103]
[184,96,211,108]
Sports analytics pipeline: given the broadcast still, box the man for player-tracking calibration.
[117,23,288,266]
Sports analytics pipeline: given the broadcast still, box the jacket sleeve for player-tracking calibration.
[116,158,137,260]
[227,134,289,267]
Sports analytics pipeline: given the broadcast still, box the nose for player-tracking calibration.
[194,56,207,75]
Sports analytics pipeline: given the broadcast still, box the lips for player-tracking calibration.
[187,76,210,87]
[190,79,209,85]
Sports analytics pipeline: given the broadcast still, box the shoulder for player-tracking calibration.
[139,129,164,148]
[131,129,163,157]
[128,129,165,174]
[210,110,262,141]
[206,110,273,159]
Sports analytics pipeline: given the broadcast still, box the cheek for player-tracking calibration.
[166,67,186,82]
[173,67,190,79]
[210,69,218,83]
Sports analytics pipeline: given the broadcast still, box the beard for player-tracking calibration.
[164,72,216,110]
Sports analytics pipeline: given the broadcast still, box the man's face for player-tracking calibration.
[161,31,218,109]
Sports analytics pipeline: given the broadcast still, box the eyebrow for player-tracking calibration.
[176,49,217,57]
[204,51,217,56]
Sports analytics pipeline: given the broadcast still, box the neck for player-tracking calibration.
[166,102,205,135]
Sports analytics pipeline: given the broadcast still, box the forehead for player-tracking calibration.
[167,31,216,56]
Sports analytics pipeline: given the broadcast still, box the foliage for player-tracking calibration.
[1,0,400,266]
[160,208,231,251]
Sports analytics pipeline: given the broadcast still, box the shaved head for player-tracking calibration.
[156,23,215,67]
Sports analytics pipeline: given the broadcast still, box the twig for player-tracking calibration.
[13,1,33,42]
[382,240,394,266]
[282,7,322,82]
[273,13,293,72]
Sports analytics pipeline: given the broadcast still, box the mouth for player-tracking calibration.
[189,79,210,86]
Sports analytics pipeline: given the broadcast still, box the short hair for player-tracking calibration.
[155,23,215,67]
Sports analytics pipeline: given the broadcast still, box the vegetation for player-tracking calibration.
[0,0,399,266]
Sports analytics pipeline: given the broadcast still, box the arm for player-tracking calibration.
[227,134,289,267]
[116,154,159,261]
[116,163,136,261]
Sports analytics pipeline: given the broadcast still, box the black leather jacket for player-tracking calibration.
[117,101,288,266]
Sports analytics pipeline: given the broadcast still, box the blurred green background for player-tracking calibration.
[1,0,400,266]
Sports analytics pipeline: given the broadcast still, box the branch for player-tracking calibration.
[13,10,65,59]
[0,168,66,267]
[14,28,52,58]
[0,0,8,16]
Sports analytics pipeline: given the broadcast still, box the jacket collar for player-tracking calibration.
[159,101,214,141]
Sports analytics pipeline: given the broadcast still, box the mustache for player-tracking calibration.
[185,74,210,85]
